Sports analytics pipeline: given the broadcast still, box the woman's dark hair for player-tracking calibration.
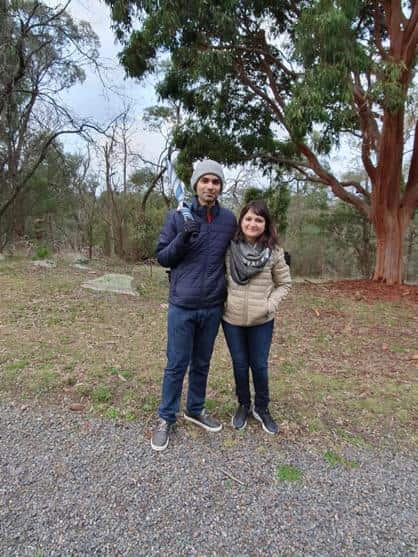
[234,199,279,248]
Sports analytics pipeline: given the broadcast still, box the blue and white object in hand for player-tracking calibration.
[167,156,194,221]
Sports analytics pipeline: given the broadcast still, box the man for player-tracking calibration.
[151,160,236,451]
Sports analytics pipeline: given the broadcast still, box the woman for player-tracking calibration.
[222,200,291,434]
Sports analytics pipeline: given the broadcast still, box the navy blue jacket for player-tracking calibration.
[156,197,237,308]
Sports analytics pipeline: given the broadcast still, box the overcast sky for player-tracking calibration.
[59,0,164,160]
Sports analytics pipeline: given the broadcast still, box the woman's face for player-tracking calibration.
[241,208,266,243]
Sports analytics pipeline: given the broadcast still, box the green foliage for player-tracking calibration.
[91,385,112,404]
[105,406,120,419]
[276,464,303,482]
[369,61,406,112]
[243,188,264,204]
[3,139,100,253]
[265,184,291,236]
[135,206,166,260]
[143,105,177,131]
[104,0,403,166]
[323,450,359,469]
[130,167,158,192]
[324,200,375,277]
[5,144,169,262]
[242,180,376,278]
[286,184,375,278]
[243,179,291,236]
[35,245,50,260]
[117,186,168,261]
[204,398,217,411]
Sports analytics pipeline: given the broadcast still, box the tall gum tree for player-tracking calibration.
[106,0,418,284]
[0,0,100,242]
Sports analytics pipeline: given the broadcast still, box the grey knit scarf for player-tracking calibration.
[229,241,271,285]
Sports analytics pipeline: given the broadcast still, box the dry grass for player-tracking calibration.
[0,257,416,447]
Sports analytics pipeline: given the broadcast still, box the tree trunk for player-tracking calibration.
[405,224,417,281]
[115,216,125,258]
[372,207,409,285]
[357,216,373,278]
[371,93,411,285]
[10,198,25,240]
[103,142,115,258]
[88,224,93,260]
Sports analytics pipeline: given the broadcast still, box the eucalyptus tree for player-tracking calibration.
[106,0,417,284]
[0,0,99,242]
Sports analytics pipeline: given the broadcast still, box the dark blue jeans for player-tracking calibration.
[222,319,274,411]
[158,303,223,423]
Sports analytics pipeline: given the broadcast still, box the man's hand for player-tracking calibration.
[181,219,201,241]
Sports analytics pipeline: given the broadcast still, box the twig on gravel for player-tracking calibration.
[220,468,246,486]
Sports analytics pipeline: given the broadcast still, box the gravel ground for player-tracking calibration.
[0,401,416,556]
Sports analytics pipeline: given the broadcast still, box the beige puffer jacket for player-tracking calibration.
[223,246,291,327]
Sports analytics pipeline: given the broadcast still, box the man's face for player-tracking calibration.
[195,174,222,207]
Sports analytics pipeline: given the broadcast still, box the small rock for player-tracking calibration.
[69,403,85,412]
[82,273,138,296]
[32,259,56,268]
[75,257,90,265]
[279,421,291,434]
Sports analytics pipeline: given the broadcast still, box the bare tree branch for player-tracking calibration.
[141,166,166,212]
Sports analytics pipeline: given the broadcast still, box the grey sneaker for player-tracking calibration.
[232,404,250,429]
[252,407,278,434]
[184,409,222,432]
[151,418,172,451]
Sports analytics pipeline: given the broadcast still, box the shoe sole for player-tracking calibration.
[184,413,222,432]
[231,416,247,430]
[151,437,169,451]
[252,409,277,435]
[151,441,168,451]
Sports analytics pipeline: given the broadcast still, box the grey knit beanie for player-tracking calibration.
[191,159,225,192]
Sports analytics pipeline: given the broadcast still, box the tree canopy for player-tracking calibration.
[106,0,418,283]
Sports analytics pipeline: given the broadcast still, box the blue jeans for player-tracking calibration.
[222,319,274,411]
[158,303,223,423]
